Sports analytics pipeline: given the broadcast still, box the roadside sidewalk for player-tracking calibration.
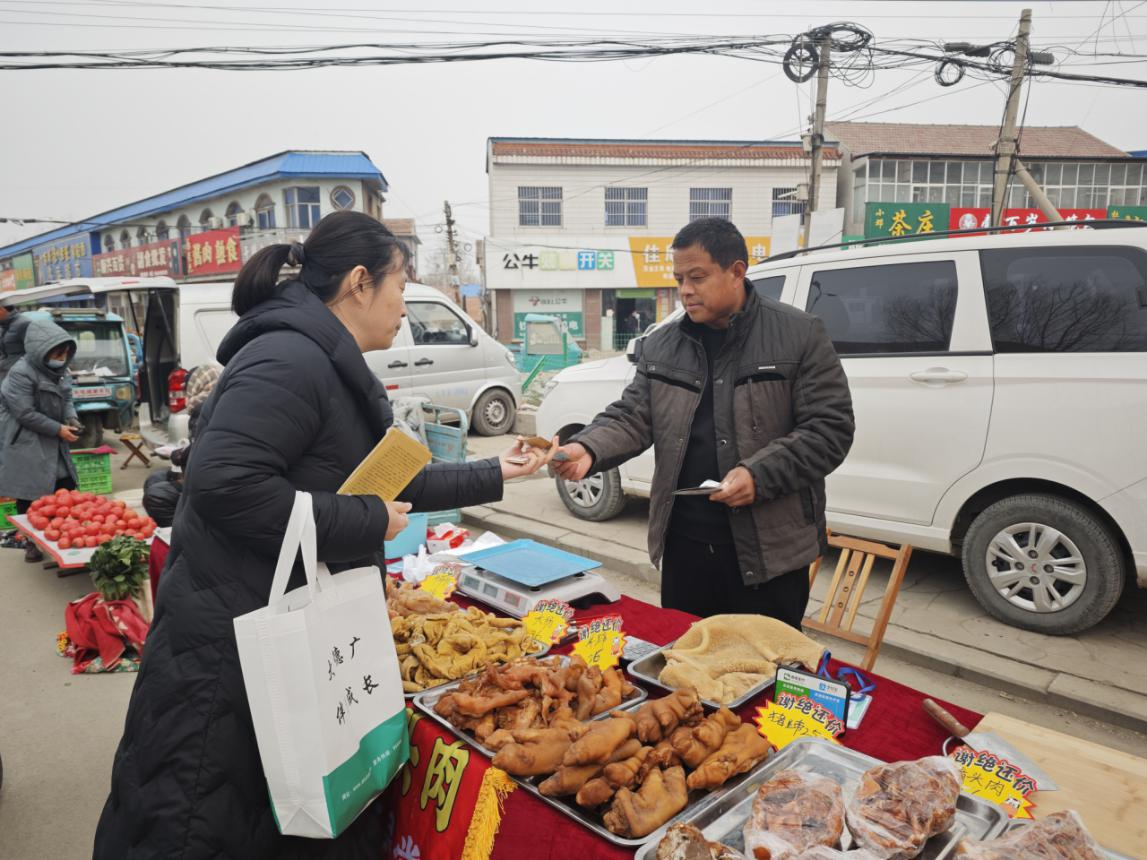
[465,476,1147,734]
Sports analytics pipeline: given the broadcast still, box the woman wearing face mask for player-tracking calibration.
[0,319,81,562]
[94,211,553,859]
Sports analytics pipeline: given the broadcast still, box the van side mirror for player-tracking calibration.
[626,336,643,364]
[468,326,479,347]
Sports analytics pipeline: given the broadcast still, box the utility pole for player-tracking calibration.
[989,9,1063,225]
[443,200,460,304]
[802,35,832,247]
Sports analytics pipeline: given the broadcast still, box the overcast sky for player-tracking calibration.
[2,0,1146,264]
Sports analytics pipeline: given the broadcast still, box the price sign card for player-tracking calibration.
[775,666,851,723]
[572,614,626,671]
[950,745,1037,819]
[522,599,574,647]
[754,692,844,751]
[418,565,459,601]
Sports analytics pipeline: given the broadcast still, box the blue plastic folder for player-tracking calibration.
[461,539,602,587]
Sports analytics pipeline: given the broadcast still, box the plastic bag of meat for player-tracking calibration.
[742,771,845,860]
[954,810,1104,860]
[845,756,961,859]
[799,848,881,860]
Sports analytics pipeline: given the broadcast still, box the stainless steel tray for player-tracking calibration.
[401,640,549,700]
[1002,818,1132,860]
[516,727,777,850]
[626,640,781,710]
[411,656,647,755]
[636,738,1010,860]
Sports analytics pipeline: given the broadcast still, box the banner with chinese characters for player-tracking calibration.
[0,252,35,291]
[33,235,93,284]
[93,239,182,278]
[630,235,771,288]
[864,203,948,239]
[387,710,513,860]
[1108,205,1147,222]
[949,207,1105,234]
[184,227,242,277]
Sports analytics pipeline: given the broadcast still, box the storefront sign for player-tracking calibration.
[501,247,615,273]
[184,227,241,277]
[864,203,949,239]
[629,235,771,288]
[0,253,35,291]
[511,289,584,340]
[754,692,844,750]
[950,207,1106,233]
[1108,205,1147,221]
[93,239,182,278]
[33,235,93,283]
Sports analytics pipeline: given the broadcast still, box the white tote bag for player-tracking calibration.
[234,491,408,838]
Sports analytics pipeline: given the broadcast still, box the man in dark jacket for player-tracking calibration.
[554,219,855,627]
[0,304,32,383]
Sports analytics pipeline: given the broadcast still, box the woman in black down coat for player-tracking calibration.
[94,211,551,859]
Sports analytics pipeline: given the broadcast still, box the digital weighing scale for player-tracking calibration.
[453,539,621,618]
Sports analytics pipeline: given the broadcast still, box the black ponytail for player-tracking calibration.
[232,243,294,315]
[230,210,408,316]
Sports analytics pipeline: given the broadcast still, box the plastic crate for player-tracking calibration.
[0,498,17,530]
[71,451,113,495]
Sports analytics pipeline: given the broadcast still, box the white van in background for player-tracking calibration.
[139,281,521,447]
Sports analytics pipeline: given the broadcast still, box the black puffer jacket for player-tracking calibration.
[94,280,503,859]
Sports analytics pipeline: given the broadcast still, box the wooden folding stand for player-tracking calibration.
[806,531,913,671]
[119,433,151,469]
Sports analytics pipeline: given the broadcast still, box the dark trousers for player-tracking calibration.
[661,531,810,628]
[16,477,76,514]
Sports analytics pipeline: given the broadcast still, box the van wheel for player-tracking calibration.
[962,494,1125,634]
[555,469,627,521]
[472,389,515,436]
[74,415,103,450]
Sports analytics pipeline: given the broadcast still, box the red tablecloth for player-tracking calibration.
[390,594,983,860]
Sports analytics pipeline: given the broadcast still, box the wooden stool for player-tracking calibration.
[119,433,151,469]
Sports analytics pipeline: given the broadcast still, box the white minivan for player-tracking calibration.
[137,281,522,444]
[536,227,1147,634]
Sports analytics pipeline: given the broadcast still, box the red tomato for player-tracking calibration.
[58,538,72,549]
[114,529,125,536]
[125,518,141,529]
[85,524,99,537]
[55,488,69,498]
[56,505,70,517]
[92,514,105,523]
[44,528,61,541]
[40,505,57,518]
[29,499,43,511]
[83,536,98,548]
[97,534,111,544]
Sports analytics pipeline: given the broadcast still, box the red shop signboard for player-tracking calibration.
[93,239,182,278]
[185,228,242,276]
[950,207,1107,234]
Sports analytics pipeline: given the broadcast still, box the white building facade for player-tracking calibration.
[485,138,838,349]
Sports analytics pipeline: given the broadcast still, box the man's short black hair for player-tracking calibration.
[671,218,748,269]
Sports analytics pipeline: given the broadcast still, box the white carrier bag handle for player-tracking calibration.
[234,491,409,839]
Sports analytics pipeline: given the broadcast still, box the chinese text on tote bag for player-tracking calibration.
[234,491,408,838]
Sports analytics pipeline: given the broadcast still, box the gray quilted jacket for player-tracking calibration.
[573,282,855,585]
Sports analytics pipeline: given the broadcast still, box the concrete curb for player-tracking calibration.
[461,505,1147,734]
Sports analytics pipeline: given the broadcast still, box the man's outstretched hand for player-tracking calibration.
[550,442,592,482]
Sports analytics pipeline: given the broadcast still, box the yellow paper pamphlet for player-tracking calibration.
[338,427,432,500]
